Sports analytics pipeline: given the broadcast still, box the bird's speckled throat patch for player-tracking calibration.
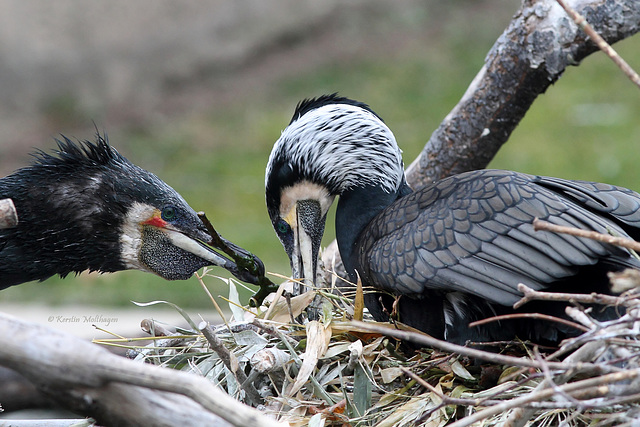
[279,180,335,221]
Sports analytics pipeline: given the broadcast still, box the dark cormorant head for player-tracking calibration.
[0,135,250,289]
[265,94,407,291]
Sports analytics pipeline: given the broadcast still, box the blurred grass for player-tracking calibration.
[2,7,639,308]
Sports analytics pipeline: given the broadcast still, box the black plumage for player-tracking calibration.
[265,94,640,345]
[0,135,254,290]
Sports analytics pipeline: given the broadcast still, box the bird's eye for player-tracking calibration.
[276,219,290,235]
[161,206,177,221]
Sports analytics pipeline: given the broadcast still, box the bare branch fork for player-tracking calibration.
[348,319,618,375]
[514,282,635,310]
[406,0,640,187]
[555,0,640,88]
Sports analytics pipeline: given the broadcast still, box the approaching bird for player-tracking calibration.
[266,94,640,345]
[0,134,263,290]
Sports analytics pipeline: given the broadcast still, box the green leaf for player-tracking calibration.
[353,362,372,417]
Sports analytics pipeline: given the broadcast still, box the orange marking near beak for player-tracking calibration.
[142,216,168,228]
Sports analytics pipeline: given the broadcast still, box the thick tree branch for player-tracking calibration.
[0,198,17,229]
[0,313,282,427]
[406,0,640,187]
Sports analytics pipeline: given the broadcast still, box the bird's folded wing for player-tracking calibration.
[361,170,640,306]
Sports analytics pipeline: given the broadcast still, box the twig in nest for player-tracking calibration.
[139,319,188,350]
[448,368,640,427]
[533,218,640,253]
[533,347,582,409]
[513,282,631,310]
[555,0,640,89]
[468,311,589,333]
[199,321,263,405]
[401,367,499,408]
[348,320,619,374]
[141,319,174,337]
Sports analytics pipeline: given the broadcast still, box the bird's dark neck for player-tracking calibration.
[335,181,412,281]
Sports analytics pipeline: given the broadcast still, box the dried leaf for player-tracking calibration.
[308,413,325,427]
[376,395,442,427]
[322,342,352,359]
[380,366,404,384]
[498,366,524,384]
[321,298,333,326]
[450,359,475,381]
[287,320,330,397]
[439,373,454,389]
[471,380,519,399]
[261,290,316,323]
[232,329,269,346]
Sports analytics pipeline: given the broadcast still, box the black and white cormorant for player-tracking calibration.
[0,135,264,290]
[265,94,640,345]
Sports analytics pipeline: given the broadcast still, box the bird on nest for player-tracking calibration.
[265,94,640,345]
[0,134,266,290]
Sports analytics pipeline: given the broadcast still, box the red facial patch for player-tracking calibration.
[142,216,168,228]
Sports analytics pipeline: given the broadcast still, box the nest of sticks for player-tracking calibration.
[96,220,640,426]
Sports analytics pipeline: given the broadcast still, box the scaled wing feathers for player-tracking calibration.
[360,170,640,306]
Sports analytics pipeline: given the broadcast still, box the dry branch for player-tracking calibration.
[199,321,264,405]
[448,369,640,427]
[555,0,640,88]
[0,198,18,229]
[347,320,615,375]
[533,218,640,253]
[514,282,635,309]
[0,312,283,427]
[406,0,640,187]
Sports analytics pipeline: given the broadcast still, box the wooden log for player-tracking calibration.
[0,366,57,411]
[0,198,18,229]
[0,312,285,427]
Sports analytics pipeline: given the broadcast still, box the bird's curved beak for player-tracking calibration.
[286,200,327,295]
[161,226,234,269]
[139,212,272,289]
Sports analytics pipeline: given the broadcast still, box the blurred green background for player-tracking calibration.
[1,0,639,308]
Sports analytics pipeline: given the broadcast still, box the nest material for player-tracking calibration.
[96,265,640,427]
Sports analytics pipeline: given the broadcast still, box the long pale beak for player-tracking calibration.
[288,200,326,295]
[163,228,234,269]
[162,222,277,306]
